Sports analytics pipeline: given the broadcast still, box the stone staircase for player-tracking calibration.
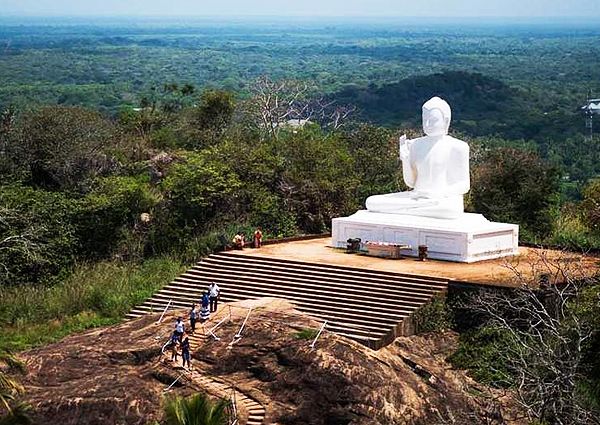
[127,252,448,349]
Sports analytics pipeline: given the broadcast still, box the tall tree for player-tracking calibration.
[181,90,236,149]
[469,147,560,241]
[10,106,116,190]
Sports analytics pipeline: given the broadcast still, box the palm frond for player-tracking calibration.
[164,393,230,425]
[0,401,32,425]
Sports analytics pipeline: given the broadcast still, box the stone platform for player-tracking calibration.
[332,211,518,263]
[228,237,599,287]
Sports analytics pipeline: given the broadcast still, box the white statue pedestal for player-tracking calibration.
[332,211,518,263]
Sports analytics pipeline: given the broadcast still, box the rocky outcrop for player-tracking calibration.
[17,299,519,424]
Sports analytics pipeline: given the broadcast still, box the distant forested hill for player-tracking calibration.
[0,18,598,120]
[332,71,581,142]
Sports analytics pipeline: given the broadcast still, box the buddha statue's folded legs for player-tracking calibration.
[365,192,464,219]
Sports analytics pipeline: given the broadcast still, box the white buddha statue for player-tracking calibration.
[365,96,469,219]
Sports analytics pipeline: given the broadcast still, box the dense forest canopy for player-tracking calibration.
[1,18,599,181]
[1,18,598,109]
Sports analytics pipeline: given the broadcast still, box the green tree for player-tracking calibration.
[0,185,77,285]
[182,90,236,149]
[210,135,296,237]
[164,393,229,425]
[9,106,116,190]
[161,151,241,226]
[469,147,560,241]
[580,179,600,234]
[275,125,358,232]
[341,124,399,202]
[0,107,18,183]
[118,105,167,146]
[150,151,242,253]
[75,175,160,259]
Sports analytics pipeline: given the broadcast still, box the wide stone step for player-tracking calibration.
[149,288,415,323]
[139,296,396,336]
[127,251,449,349]
[174,271,435,298]
[210,251,448,283]
[148,295,398,334]
[170,279,432,313]
[182,266,439,299]
[199,256,447,292]
[195,259,446,289]
[149,290,413,324]
[156,282,428,314]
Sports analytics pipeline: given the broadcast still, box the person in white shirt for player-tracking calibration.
[208,282,220,312]
[174,317,185,341]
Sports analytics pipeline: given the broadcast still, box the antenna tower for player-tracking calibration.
[583,90,599,140]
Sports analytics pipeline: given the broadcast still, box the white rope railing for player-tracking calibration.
[163,372,185,392]
[229,387,238,425]
[227,308,252,348]
[156,299,172,324]
[206,315,230,341]
[310,320,327,349]
[161,338,173,355]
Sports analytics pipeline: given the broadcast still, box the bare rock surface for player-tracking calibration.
[17,298,520,424]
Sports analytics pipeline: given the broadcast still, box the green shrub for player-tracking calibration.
[75,174,160,258]
[294,328,319,340]
[151,127,180,149]
[448,326,514,388]
[412,295,452,334]
[469,147,560,241]
[245,185,298,238]
[549,210,600,250]
[163,392,230,425]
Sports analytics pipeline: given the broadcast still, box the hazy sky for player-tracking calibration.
[1,0,599,18]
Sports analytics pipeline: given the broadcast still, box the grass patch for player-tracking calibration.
[293,328,319,340]
[0,256,185,352]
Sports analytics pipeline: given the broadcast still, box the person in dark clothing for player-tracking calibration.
[200,292,210,322]
[189,304,197,334]
[169,331,180,362]
[181,332,191,370]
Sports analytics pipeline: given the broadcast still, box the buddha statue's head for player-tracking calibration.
[422,97,451,137]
